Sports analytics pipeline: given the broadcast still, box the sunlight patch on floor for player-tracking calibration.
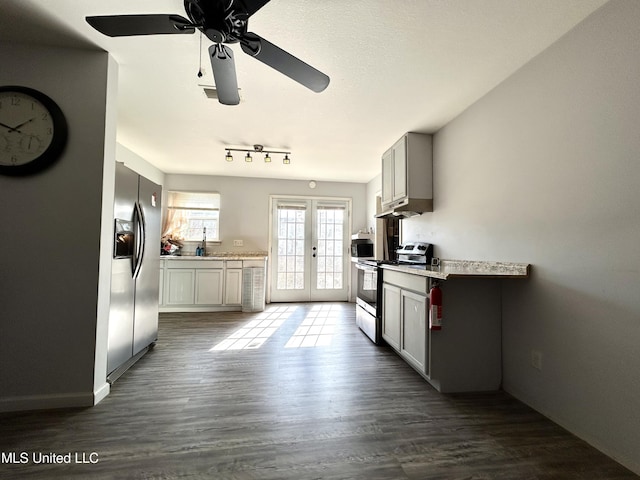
[284,304,338,348]
[210,306,298,351]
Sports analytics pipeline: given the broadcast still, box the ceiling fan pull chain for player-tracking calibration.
[197,32,203,78]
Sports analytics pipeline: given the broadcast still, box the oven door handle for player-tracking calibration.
[355,263,377,272]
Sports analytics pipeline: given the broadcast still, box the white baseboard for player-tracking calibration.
[93,382,110,405]
[159,305,242,313]
[0,392,95,413]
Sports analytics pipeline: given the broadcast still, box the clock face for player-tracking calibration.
[0,86,67,175]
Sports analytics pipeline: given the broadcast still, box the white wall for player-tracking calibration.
[116,143,165,186]
[0,45,117,411]
[366,174,381,233]
[403,0,640,472]
[164,174,367,254]
[165,175,367,303]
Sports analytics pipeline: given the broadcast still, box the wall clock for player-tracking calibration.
[0,86,68,176]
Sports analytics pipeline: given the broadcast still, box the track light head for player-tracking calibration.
[224,146,290,165]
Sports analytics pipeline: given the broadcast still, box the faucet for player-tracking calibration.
[202,227,207,257]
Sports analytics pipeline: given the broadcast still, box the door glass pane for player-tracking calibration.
[316,206,345,290]
[277,207,306,290]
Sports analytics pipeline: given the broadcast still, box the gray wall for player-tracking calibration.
[401,0,640,472]
[0,44,117,411]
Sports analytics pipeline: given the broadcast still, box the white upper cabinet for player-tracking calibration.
[380,133,433,213]
[381,148,394,206]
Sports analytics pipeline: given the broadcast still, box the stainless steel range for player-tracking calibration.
[355,242,433,344]
[355,259,382,343]
[395,242,433,265]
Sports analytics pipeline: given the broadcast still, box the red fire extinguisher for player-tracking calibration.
[429,282,443,330]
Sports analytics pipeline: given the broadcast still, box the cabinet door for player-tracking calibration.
[224,269,243,305]
[382,283,401,350]
[166,269,195,305]
[392,136,407,201]
[401,289,428,374]
[381,148,394,206]
[195,269,223,305]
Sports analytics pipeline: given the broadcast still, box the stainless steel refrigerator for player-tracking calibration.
[108,162,162,382]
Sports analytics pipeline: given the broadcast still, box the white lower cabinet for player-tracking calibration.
[160,258,266,312]
[400,289,428,375]
[195,269,223,305]
[382,276,428,376]
[166,269,195,305]
[381,283,401,350]
[224,268,243,305]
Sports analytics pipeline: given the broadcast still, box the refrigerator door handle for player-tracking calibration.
[132,201,146,279]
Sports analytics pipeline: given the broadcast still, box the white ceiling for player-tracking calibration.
[1,0,609,183]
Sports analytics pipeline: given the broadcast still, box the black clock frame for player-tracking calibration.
[0,85,68,176]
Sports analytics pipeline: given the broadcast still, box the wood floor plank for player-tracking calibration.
[0,302,637,479]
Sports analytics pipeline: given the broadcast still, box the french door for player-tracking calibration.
[270,197,350,302]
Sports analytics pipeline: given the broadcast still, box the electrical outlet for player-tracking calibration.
[531,350,543,370]
[233,239,243,247]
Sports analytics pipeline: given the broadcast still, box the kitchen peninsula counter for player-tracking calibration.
[380,259,530,280]
[380,259,530,393]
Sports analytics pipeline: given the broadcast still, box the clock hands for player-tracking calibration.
[11,118,35,132]
[0,121,15,132]
[0,118,42,155]
[0,118,35,134]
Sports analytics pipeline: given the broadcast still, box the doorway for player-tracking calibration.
[269,196,351,302]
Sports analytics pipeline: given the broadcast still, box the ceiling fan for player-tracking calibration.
[86,0,330,105]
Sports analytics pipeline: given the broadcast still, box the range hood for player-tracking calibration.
[375,198,433,219]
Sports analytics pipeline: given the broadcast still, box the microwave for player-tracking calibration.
[351,242,374,258]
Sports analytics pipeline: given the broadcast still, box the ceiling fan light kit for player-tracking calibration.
[225,144,290,164]
[86,0,330,106]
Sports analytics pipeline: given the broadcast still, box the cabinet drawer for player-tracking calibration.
[243,259,266,268]
[226,260,243,269]
[383,270,428,293]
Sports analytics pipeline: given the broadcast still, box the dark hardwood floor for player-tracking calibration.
[1,303,637,479]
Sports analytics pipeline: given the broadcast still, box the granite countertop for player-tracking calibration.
[161,252,268,261]
[381,259,530,280]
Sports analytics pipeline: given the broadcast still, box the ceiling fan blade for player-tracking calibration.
[208,44,241,106]
[240,32,330,93]
[86,14,195,37]
[239,0,272,17]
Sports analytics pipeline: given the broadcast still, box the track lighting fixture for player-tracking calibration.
[224,144,291,164]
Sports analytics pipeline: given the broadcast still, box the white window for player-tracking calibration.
[163,191,220,242]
